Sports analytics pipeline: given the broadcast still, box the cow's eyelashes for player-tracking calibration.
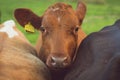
[40,27,46,33]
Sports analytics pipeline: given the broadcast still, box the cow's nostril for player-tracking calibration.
[50,56,57,66]
[63,57,69,66]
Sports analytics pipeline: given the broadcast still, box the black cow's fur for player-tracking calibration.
[64,19,120,80]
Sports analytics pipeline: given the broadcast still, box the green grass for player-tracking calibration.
[0,0,120,45]
[83,3,120,34]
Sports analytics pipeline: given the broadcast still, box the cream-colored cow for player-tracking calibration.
[0,20,51,80]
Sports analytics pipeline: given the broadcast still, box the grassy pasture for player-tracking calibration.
[0,0,120,45]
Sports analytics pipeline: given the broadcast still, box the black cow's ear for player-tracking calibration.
[76,2,86,25]
[14,8,42,30]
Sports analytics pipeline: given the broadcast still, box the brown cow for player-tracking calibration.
[14,2,86,80]
[14,1,86,69]
[0,20,51,80]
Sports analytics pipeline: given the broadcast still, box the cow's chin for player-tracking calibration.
[47,64,71,71]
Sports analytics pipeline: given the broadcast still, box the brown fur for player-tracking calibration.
[0,21,51,80]
[14,2,86,80]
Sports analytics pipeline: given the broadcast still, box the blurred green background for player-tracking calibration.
[0,0,120,45]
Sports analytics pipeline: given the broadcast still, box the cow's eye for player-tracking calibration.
[74,27,79,32]
[40,26,46,33]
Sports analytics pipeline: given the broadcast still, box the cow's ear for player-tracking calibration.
[76,2,86,25]
[14,8,42,30]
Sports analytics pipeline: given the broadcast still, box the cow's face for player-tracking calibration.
[14,2,86,70]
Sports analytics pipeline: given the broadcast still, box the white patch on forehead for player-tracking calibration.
[51,7,60,12]
[0,20,18,38]
[58,17,61,22]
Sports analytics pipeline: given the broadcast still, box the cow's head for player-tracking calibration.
[14,2,86,70]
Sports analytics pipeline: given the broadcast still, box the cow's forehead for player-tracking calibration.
[0,20,18,38]
[42,3,78,28]
[43,14,78,27]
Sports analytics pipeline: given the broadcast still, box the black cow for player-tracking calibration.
[64,19,120,80]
